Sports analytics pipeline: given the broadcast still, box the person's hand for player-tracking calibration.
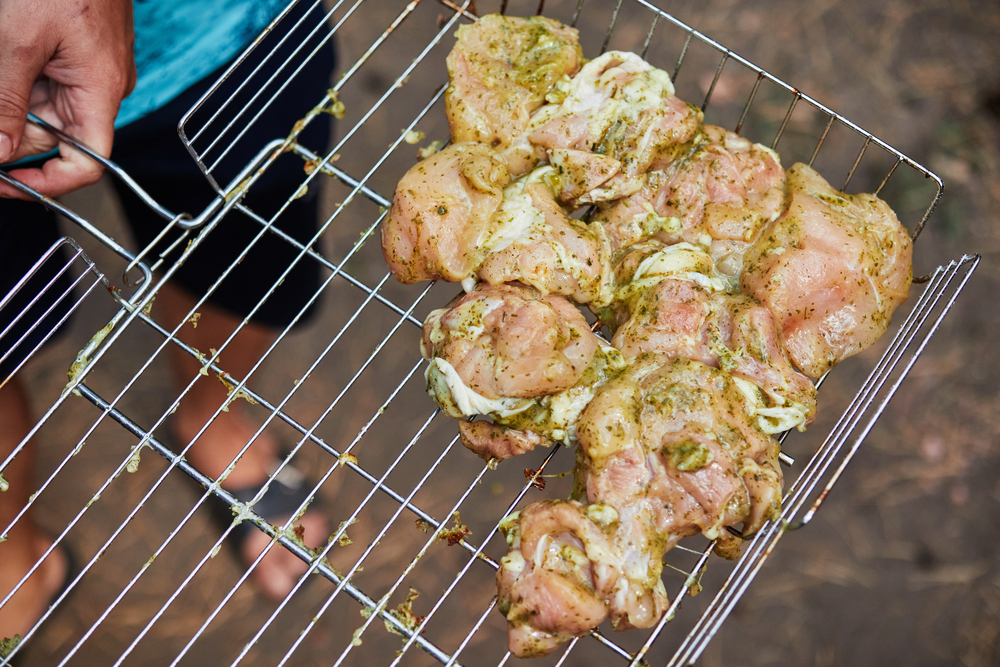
[0,0,136,199]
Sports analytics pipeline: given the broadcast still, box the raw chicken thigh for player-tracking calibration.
[477,166,615,306]
[496,500,624,657]
[608,242,817,433]
[446,14,583,174]
[381,143,510,283]
[498,354,785,657]
[741,163,913,377]
[422,283,598,402]
[592,124,786,258]
[421,283,626,457]
[576,355,783,539]
[573,355,782,539]
[528,51,703,202]
[496,496,674,658]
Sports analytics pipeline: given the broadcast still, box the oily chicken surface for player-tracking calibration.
[496,500,624,658]
[608,242,817,433]
[497,355,784,657]
[528,51,703,201]
[381,142,510,284]
[592,124,786,264]
[422,283,598,401]
[421,283,626,457]
[741,163,912,377]
[575,355,783,541]
[445,14,583,173]
[477,166,615,306]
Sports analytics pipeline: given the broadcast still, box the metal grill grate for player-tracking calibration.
[0,239,110,389]
[0,1,981,665]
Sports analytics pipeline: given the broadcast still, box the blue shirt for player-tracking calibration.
[117,0,288,127]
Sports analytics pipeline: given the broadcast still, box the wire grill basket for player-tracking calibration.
[0,0,981,665]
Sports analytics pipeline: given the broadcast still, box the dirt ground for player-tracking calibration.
[5,0,1000,666]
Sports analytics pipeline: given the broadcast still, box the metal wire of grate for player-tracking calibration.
[0,239,110,390]
[0,0,981,665]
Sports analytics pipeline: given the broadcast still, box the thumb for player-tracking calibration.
[0,45,48,164]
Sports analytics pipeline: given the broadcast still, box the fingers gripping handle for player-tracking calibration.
[0,115,185,293]
[24,113,180,224]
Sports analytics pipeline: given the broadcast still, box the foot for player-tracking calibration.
[157,283,328,601]
[240,509,328,600]
[174,402,328,601]
[0,529,69,640]
[173,395,277,489]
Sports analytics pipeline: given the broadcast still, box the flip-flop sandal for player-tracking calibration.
[201,462,318,555]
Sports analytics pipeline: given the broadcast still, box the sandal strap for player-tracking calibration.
[209,464,314,543]
[232,467,312,521]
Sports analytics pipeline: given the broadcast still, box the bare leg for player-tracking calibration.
[0,377,67,638]
[155,283,327,600]
[157,282,277,488]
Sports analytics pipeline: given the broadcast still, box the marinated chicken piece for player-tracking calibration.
[422,283,597,400]
[592,125,785,260]
[601,239,729,339]
[478,166,615,306]
[498,356,784,656]
[421,283,626,452]
[446,14,583,174]
[382,143,510,284]
[612,277,716,363]
[741,163,913,377]
[527,51,703,201]
[496,498,672,657]
[609,239,732,300]
[605,241,721,360]
[496,500,624,658]
[606,242,816,433]
[601,499,673,631]
[548,148,622,206]
[575,355,783,541]
[458,420,549,462]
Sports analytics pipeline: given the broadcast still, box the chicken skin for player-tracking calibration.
[446,14,583,175]
[592,125,786,262]
[528,51,703,201]
[477,166,616,306]
[575,355,783,541]
[421,283,626,456]
[496,500,624,658]
[497,355,785,656]
[607,242,816,433]
[382,143,510,284]
[741,163,912,377]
